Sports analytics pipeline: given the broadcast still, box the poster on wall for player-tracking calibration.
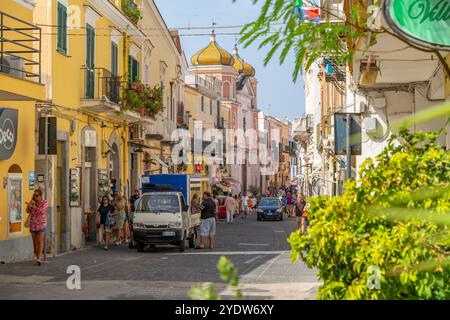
[69,168,80,207]
[8,174,22,235]
[29,171,35,190]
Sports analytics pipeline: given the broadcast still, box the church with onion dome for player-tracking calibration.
[185,31,261,194]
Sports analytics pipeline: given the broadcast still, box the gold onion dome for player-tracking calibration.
[191,31,234,66]
[233,45,256,77]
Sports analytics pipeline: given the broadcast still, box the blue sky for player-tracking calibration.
[154,0,306,121]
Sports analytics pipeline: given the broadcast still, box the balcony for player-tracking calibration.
[185,74,222,100]
[0,10,45,101]
[80,67,142,122]
[293,115,313,142]
[121,0,140,25]
[320,0,345,23]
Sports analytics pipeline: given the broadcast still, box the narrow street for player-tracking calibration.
[0,215,319,300]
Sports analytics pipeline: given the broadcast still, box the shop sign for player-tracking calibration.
[383,0,450,51]
[0,109,18,160]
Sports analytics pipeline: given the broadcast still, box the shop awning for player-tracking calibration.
[215,184,231,192]
[222,177,241,185]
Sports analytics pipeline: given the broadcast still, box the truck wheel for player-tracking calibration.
[136,242,145,252]
[189,228,197,248]
[179,232,186,252]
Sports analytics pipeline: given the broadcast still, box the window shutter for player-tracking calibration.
[128,55,132,83]
[57,4,62,51]
[62,5,67,53]
[111,43,118,76]
[57,3,67,54]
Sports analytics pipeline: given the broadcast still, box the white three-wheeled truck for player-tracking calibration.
[132,174,202,252]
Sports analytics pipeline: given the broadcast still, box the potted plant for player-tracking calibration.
[122,81,164,119]
[121,0,141,24]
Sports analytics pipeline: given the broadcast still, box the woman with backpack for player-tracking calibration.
[97,196,116,250]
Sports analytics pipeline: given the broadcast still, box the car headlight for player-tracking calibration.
[133,222,145,229]
[169,222,181,228]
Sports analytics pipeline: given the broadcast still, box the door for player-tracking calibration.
[85,24,95,98]
[56,141,63,252]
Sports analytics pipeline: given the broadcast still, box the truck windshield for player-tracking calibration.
[136,194,180,213]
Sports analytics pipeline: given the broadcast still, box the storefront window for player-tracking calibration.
[8,168,23,235]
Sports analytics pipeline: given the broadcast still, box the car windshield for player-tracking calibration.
[260,199,279,207]
[136,194,180,213]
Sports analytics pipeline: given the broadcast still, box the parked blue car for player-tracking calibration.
[257,197,283,221]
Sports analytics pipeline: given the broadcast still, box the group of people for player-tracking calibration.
[96,188,141,250]
[273,189,309,233]
[23,184,309,265]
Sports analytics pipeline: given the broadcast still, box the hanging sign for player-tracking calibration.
[383,0,450,51]
[0,109,18,160]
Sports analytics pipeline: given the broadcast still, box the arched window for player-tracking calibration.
[223,82,230,99]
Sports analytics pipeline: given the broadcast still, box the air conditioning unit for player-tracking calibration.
[0,56,24,79]
[130,124,145,141]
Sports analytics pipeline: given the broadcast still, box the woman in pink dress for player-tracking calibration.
[26,189,48,266]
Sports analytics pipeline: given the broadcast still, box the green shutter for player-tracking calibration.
[128,55,132,83]
[57,3,67,54]
[111,43,118,76]
[85,24,95,99]
[132,59,139,82]
[129,56,139,83]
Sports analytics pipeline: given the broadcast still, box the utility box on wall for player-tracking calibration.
[363,117,378,134]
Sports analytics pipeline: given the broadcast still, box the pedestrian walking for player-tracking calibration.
[224,193,236,224]
[233,194,239,219]
[25,189,48,266]
[301,203,310,235]
[113,191,126,245]
[240,192,249,219]
[123,193,131,243]
[213,195,219,219]
[250,194,258,214]
[196,191,217,249]
[295,195,306,231]
[191,193,200,214]
[286,192,294,217]
[97,196,115,250]
[130,188,140,213]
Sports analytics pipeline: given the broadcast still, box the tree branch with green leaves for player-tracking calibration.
[234,0,450,81]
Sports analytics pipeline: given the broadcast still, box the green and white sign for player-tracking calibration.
[383,0,450,51]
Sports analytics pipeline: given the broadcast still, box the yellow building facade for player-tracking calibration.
[28,0,182,255]
[0,0,46,262]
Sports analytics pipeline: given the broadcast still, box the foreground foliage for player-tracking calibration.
[188,256,242,300]
[289,128,450,299]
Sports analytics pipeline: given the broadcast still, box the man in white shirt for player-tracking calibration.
[240,193,249,219]
[224,193,236,224]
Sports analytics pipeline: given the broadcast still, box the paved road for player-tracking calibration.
[0,214,319,300]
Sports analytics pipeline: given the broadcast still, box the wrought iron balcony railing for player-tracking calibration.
[81,67,123,104]
[0,10,41,83]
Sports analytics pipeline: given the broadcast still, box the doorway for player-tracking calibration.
[84,146,97,241]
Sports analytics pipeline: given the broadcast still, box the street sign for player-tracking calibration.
[0,108,18,160]
[334,113,362,156]
[383,0,450,51]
